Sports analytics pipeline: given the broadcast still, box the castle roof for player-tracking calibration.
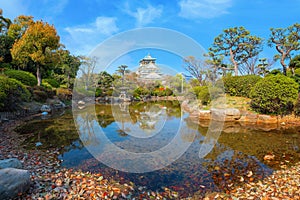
[140,53,156,62]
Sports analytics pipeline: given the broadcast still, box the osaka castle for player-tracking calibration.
[136,54,163,82]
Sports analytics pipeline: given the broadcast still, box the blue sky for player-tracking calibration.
[1,0,300,73]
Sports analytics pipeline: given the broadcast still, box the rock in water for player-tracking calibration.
[0,168,31,199]
[0,158,23,169]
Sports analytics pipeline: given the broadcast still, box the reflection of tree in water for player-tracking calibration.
[76,107,100,146]
[95,104,115,128]
[20,110,81,151]
[111,103,132,136]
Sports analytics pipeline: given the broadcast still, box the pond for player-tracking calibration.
[17,101,300,198]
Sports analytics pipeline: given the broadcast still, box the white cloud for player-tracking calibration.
[124,4,163,27]
[95,17,119,35]
[63,16,119,55]
[65,16,118,36]
[178,0,233,19]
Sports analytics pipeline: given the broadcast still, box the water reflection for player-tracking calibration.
[18,101,300,198]
[73,101,198,173]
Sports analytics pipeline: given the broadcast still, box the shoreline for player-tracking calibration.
[181,100,300,131]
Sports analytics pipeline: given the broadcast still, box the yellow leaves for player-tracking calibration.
[11,19,60,65]
[7,15,34,40]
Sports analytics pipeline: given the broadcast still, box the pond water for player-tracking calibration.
[18,101,300,198]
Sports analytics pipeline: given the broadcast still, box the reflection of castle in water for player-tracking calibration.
[136,54,164,82]
[138,105,167,130]
[139,109,163,130]
[112,103,167,132]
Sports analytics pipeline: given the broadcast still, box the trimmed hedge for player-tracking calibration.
[43,78,60,88]
[223,75,262,98]
[4,69,37,86]
[250,74,298,115]
[0,76,31,111]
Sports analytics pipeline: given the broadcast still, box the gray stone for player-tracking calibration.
[40,104,51,112]
[211,108,241,122]
[0,168,31,199]
[0,158,22,169]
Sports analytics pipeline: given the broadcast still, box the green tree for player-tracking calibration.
[116,65,129,85]
[183,56,208,85]
[289,55,300,75]
[256,58,274,77]
[11,20,60,86]
[268,23,300,75]
[97,71,114,96]
[53,49,80,88]
[206,52,233,78]
[78,56,98,90]
[0,34,14,64]
[7,15,34,40]
[0,9,11,34]
[209,26,263,76]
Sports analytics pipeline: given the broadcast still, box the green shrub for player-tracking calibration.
[33,90,48,102]
[41,81,53,90]
[223,75,262,98]
[209,86,224,99]
[250,74,298,115]
[95,88,102,97]
[295,94,300,116]
[164,88,173,96]
[289,68,300,91]
[56,88,72,100]
[191,86,202,98]
[43,78,60,88]
[151,87,173,97]
[4,69,37,86]
[134,87,150,97]
[198,86,210,105]
[0,76,31,111]
[31,85,55,100]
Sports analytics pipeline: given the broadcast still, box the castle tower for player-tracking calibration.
[136,54,163,82]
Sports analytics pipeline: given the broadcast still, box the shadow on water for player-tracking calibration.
[17,101,300,198]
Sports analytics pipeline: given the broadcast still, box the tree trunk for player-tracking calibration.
[36,65,42,86]
[229,48,239,76]
[67,73,70,88]
[280,56,287,76]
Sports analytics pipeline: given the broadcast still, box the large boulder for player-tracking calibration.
[189,110,211,121]
[0,158,23,169]
[239,112,258,123]
[198,110,211,120]
[257,114,278,124]
[0,168,31,199]
[211,108,241,122]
